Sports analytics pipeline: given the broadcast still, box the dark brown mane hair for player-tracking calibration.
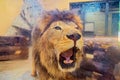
[39,10,83,36]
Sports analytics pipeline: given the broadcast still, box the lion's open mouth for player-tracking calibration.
[59,47,79,69]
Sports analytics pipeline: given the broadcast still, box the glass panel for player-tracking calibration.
[70,2,106,36]
[108,1,119,37]
[70,1,120,37]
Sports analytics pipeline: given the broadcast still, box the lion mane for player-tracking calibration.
[31,10,83,80]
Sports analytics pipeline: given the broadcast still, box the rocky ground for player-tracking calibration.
[0,37,120,80]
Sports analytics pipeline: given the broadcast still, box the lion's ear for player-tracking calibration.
[42,11,53,24]
[69,10,83,31]
[31,26,41,42]
[78,22,83,31]
[73,15,83,31]
[37,11,53,33]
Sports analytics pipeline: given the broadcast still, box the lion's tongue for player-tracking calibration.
[63,58,73,64]
[61,48,73,64]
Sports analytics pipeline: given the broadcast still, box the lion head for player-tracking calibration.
[32,10,83,77]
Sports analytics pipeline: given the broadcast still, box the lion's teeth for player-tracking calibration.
[63,60,73,64]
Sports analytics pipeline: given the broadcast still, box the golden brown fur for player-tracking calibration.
[31,10,84,80]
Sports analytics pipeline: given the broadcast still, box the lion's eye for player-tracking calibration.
[54,26,62,30]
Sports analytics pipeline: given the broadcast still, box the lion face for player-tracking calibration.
[41,20,83,72]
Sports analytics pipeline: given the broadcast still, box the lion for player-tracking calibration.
[31,10,84,80]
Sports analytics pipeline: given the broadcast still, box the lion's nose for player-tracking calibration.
[66,33,81,41]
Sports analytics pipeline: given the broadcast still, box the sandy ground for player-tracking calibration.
[0,60,34,80]
[0,47,35,80]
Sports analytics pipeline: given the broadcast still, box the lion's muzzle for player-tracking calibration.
[58,33,82,71]
[59,46,79,69]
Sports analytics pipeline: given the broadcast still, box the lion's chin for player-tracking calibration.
[58,46,79,72]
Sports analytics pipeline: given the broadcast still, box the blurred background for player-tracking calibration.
[0,0,120,80]
[0,0,119,38]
